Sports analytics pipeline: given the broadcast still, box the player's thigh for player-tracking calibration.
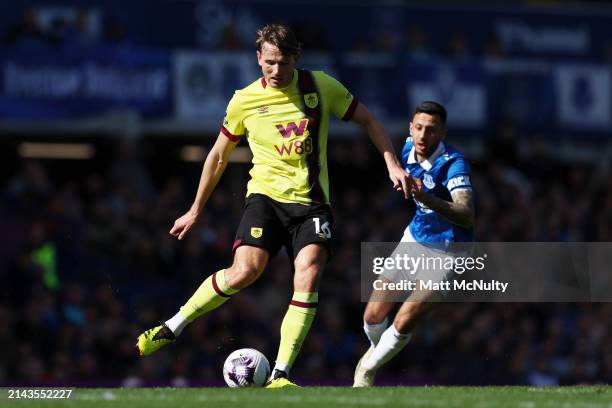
[289,204,333,262]
[226,245,270,288]
[293,243,328,292]
[233,194,287,259]
[231,245,270,273]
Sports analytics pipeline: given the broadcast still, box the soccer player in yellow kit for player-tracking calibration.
[137,24,412,388]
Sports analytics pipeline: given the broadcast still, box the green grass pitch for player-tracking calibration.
[1,386,610,408]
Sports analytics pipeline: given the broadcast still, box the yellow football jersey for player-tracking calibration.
[221,69,357,205]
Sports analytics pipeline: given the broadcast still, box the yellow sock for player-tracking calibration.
[179,269,238,322]
[275,292,318,370]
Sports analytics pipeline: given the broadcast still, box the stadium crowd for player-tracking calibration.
[1,133,611,386]
[1,6,509,61]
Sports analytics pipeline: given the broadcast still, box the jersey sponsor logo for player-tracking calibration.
[447,175,471,191]
[276,119,309,138]
[304,92,318,108]
[274,137,313,157]
[423,173,436,189]
[250,227,263,238]
[257,106,269,114]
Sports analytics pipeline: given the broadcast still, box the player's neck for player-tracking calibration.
[414,141,441,163]
[415,150,431,163]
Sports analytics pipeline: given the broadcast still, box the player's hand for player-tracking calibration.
[410,177,426,200]
[389,165,412,199]
[169,210,199,240]
[410,176,423,194]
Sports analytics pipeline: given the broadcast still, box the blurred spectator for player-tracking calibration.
[445,30,472,61]
[4,8,45,48]
[481,31,506,58]
[67,9,98,48]
[103,14,128,45]
[404,26,433,61]
[349,37,371,55]
[528,357,559,386]
[6,161,53,210]
[47,16,70,46]
[5,7,100,49]
[292,20,328,51]
[486,121,519,167]
[375,30,400,53]
[218,26,244,50]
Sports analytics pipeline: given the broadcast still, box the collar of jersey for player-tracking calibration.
[407,141,446,171]
[262,69,298,92]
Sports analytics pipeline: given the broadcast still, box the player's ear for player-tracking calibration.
[256,50,262,66]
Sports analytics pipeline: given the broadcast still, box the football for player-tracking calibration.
[222,348,271,388]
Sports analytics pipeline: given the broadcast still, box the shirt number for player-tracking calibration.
[313,218,331,238]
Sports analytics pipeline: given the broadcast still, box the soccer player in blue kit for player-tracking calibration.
[353,101,475,387]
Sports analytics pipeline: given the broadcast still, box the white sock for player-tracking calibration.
[165,310,189,336]
[363,317,388,347]
[273,362,290,376]
[362,324,411,371]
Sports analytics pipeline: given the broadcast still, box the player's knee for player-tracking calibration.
[226,262,263,289]
[293,261,323,292]
[294,252,322,272]
[394,302,426,333]
[363,306,387,325]
[393,313,414,334]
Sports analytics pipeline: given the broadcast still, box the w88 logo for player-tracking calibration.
[274,136,313,158]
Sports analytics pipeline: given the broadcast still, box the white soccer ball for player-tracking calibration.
[222,348,271,388]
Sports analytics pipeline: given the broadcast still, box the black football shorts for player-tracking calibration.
[233,193,333,261]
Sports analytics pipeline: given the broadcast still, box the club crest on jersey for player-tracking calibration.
[423,173,435,189]
[304,93,318,108]
[250,227,263,238]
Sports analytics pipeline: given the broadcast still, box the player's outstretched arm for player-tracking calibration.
[413,187,475,228]
[170,132,239,240]
[349,102,412,198]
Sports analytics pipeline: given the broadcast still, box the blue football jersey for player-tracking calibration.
[401,138,474,244]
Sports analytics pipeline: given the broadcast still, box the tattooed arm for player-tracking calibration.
[412,188,475,228]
